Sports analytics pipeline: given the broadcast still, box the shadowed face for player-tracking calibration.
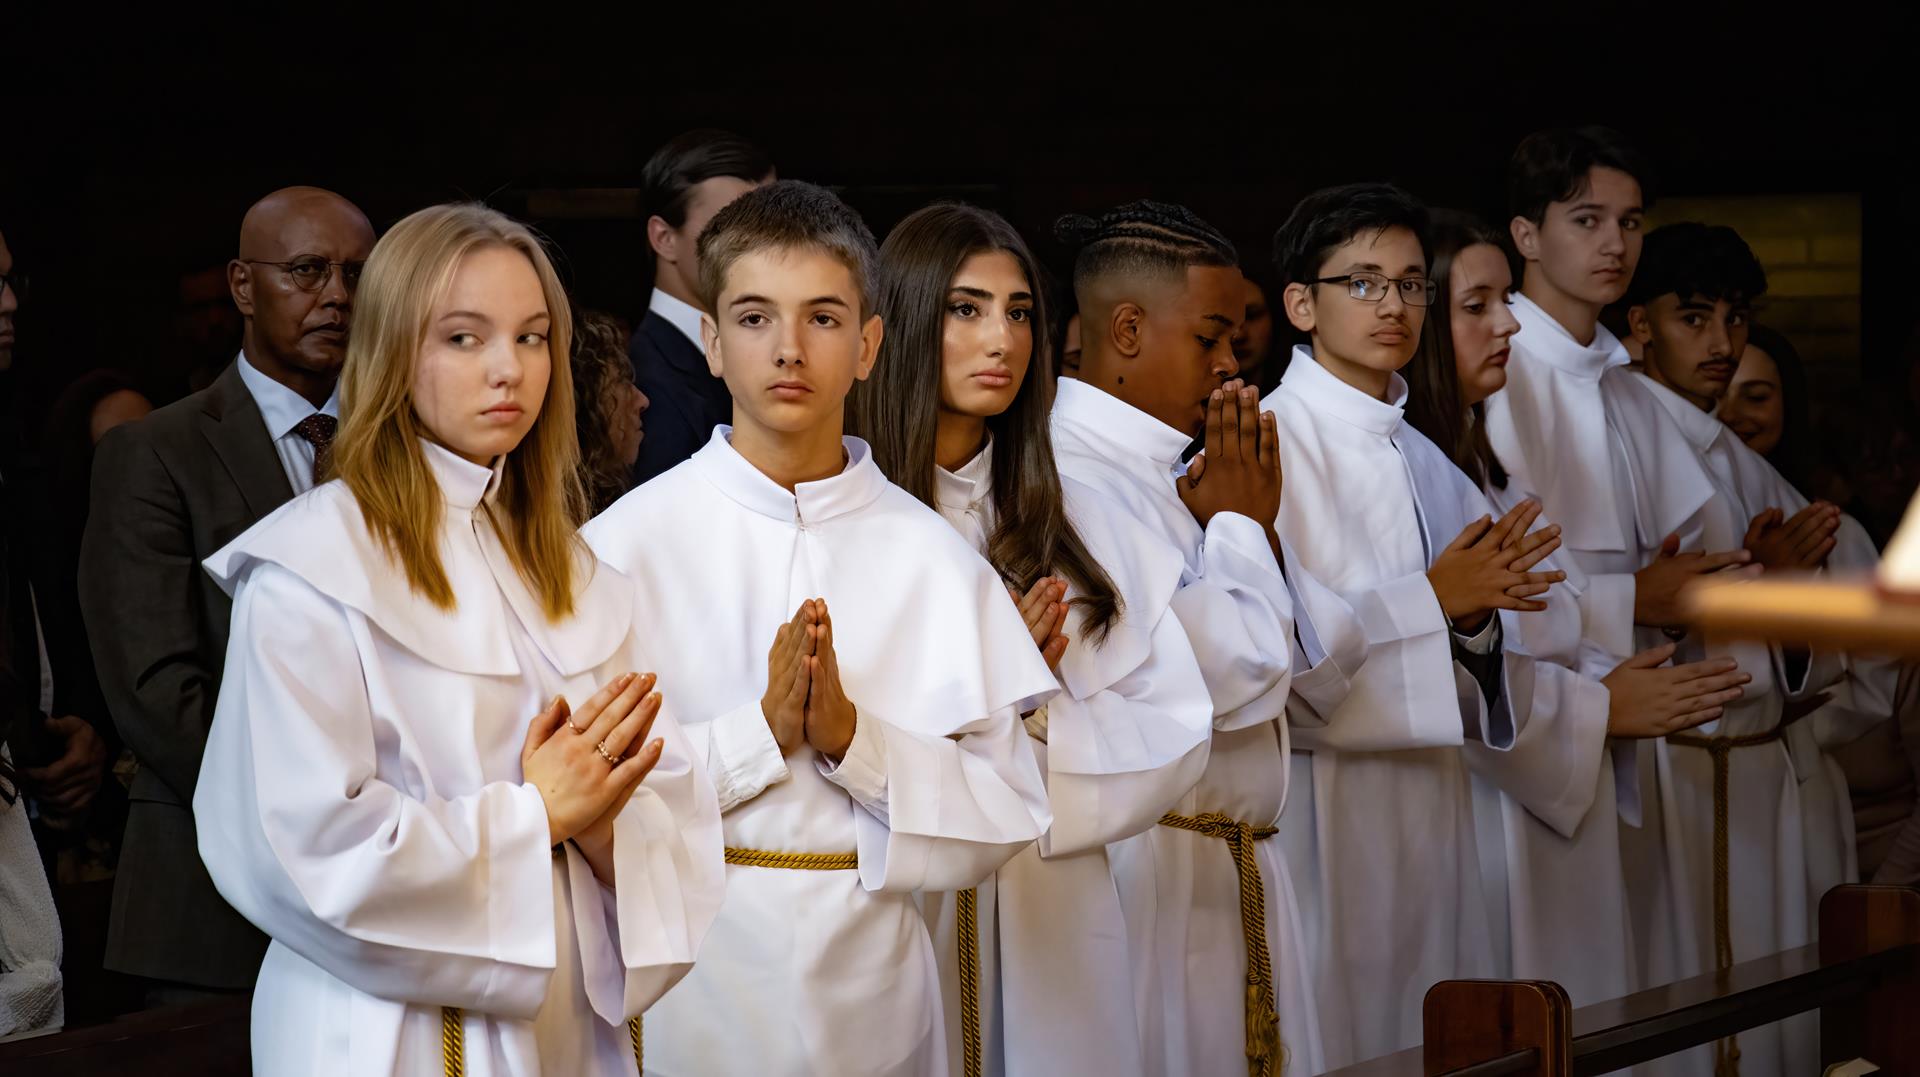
[1633,290,1751,411]
[1719,343,1785,455]
[1517,165,1645,309]
[1448,243,1521,406]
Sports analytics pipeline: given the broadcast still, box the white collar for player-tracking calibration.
[1051,377,1193,486]
[204,438,630,677]
[1635,372,1727,454]
[649,287,707,350]
[418,438,506,512]
[935,436,994,516]
[1508,292,1630,379]
[1278,345,1408,438]
[236,351,339,438]
[690,426,885,526]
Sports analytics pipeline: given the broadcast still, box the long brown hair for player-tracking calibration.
[849,203,1121,642]
[331,203,586,619]
[1403,209,1510,490]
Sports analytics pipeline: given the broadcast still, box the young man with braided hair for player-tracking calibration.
[1049,199,1367,1077]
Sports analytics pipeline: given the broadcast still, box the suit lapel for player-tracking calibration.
[198,362,295,519]
[644,313,733,422]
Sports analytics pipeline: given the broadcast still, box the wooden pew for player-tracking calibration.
[1328,884,1920,1076]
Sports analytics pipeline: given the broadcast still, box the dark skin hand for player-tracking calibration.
[1426,500,1566,632]
[1179,379,1284,557]
[22,715,109,819]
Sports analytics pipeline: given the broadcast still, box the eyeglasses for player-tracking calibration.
[243,257,364,293]
[1310,272,1436,307]
[0,272,25,303]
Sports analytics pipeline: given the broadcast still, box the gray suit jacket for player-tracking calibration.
[80,361,294,988]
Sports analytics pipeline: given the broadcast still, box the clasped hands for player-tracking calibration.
[1426,499,1567,634]
[521,671,667,884]
[760,598,858,760]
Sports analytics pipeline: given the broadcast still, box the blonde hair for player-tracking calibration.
[331,202,585,619]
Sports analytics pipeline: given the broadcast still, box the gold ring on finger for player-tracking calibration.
[594,741,619,765]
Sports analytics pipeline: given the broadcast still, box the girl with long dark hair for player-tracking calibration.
[849,203,1213,1077]
[1402,209,1750,1009]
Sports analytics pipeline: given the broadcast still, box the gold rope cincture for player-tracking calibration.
[440,846,857,1077]
[1664,723,1786,1077]
[1159,811,1285,1077]
[955,887,983,1077]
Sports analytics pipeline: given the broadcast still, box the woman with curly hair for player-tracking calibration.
[570,310,650,513]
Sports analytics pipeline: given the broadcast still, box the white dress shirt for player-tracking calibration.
[235,353,340,494]
[648,287,707,351]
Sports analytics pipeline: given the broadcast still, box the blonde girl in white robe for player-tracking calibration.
[194,203,725,1077]
[847,203,1214,1077]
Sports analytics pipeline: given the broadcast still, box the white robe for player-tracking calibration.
[1262,350,1522,1069]
[194,439,726,1077]
[1637,377,1896,918]
[0,747,63,1042]
[1485,294,1824,1076]
[1051,376,1368,1077]
[582,429,1056,1077]
[1467,477,1639,1012]
[923,439,1213,1077]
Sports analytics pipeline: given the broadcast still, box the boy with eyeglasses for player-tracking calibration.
[1260,182,1571,1068]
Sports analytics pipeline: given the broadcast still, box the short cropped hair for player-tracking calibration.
[1508,126,1656,225]
[1623,222,1768,308]
[1272,182,1429,287]
[1054,200,1237,297]
[694,180,880,316]
[642,129,775,229]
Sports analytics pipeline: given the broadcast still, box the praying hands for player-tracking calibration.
[1179,379,1285,557]
[760,598,859,759]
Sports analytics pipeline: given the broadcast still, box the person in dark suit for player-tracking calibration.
[79,187,374,1007]
[629,129,773,485]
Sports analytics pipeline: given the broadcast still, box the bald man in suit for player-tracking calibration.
[81,187,374,1004]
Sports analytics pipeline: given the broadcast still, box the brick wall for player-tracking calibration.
[1648,193,1863,392]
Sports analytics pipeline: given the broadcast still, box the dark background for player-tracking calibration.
[5,3,1916,418]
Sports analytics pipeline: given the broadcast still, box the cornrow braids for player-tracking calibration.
[1054,200,1238,291]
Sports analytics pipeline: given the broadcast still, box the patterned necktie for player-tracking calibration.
[292,414,337,485]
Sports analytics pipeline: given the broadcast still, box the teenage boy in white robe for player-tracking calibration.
[1627,224,1896,1030]
[1263,182,1585,1069]
[1047,199,1369,1077]
[1485,128,1839,1076]
[584,180,1056,1077]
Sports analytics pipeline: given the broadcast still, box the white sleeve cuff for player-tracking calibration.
[1453,614,1501,654]
[820,710,888,812]
[707,699,791,813]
